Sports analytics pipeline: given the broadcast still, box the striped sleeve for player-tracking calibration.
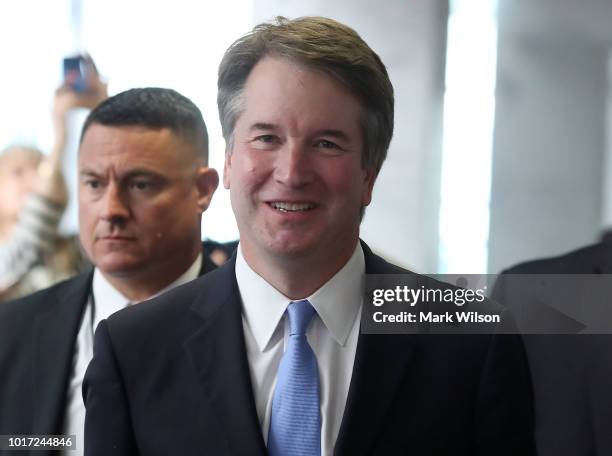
[0,194,65,290]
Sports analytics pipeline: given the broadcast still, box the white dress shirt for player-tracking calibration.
[62,254,202,456]
[237,244,364,456]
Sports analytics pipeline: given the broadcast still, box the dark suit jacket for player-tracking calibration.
[0,246,216,456]
[83,242,535,455]
[493,241,612,456]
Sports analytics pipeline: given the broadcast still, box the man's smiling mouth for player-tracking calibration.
[269,202,316,212]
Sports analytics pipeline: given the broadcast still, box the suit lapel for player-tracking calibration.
[335,242,418,455]
[32,271,92,433]
[334,332,417,455]
[184,258,267,456]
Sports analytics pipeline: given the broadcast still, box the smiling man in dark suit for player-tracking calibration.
[0,88,219,455]
[83,17,535,456]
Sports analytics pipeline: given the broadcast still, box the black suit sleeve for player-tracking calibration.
[83,320,138,456]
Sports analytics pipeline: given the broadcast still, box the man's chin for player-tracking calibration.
[263,229,359,262]
[95,257,147,278]
[266,237,320,259]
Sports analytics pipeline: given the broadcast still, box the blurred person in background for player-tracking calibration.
[0,57,107,301]
[203,237,237,266]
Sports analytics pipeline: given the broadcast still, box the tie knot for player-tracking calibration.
[287,300,315,336]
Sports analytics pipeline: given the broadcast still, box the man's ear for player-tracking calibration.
[196,167,219,213]
[223,149,232,190]
[361,166,378,207]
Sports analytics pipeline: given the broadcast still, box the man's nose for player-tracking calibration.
[274,142,315,188]
[100,182,130,222]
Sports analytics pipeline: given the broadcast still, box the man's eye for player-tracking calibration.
[316,140,341,149]
[254,135,277,143]
[129,181,153,190]
[85,180,101,189]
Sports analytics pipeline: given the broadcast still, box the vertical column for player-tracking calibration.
[600,53,612,232]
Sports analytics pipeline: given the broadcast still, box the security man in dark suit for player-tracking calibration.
[83,17,536,455]
[0,87,220,455]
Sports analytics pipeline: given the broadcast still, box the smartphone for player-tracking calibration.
[63,55,88,93]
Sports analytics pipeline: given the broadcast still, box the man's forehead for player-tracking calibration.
[79,123,193,168]
[244,57,338,96]
[80,124,175,148]
[237,58,363,140]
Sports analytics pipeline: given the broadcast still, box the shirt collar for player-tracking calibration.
[236,243,364,352]
[92,253,202,330]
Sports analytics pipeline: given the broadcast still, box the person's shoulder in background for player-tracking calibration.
[502,241,608,274]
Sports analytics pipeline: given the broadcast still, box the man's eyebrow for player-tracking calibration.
[316,129,350,141]
[79,169,101,178]
[247,124,351,141]
[121,168,165,180]
[78,168,165,180]
[248,122,278,132]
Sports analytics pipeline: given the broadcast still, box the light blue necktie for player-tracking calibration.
[268,299,321,456]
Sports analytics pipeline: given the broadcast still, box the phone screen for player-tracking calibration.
[63,56,87,93]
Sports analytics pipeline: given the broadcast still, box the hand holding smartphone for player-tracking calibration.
[54,54,108,142]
